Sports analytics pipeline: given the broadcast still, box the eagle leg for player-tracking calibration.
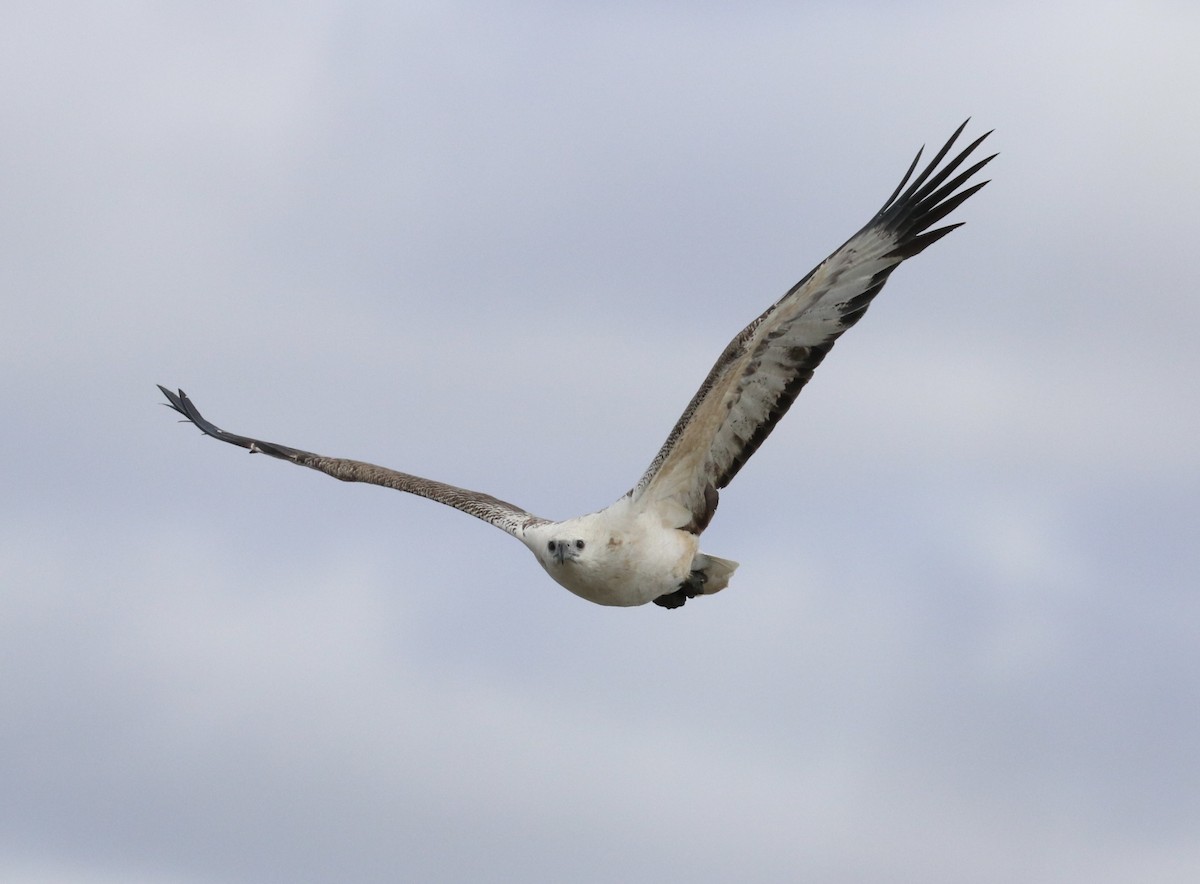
[652,569,708,609]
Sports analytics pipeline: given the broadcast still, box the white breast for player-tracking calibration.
[521,498,700,606]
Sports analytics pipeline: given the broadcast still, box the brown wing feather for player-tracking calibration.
[632,122,995,531]
[157,386,546,536]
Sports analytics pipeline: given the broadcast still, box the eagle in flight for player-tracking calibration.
[161,121,994,609]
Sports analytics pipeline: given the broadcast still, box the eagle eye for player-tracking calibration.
[574,539,585,550]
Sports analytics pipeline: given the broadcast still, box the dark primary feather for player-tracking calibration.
[157,386,544,536]
[632,121,995,528]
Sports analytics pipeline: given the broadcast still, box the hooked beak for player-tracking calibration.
[549,541,578,565]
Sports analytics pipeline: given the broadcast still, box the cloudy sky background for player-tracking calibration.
[3,2,1198,881]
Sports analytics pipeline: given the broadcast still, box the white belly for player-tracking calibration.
[524,504,701,606]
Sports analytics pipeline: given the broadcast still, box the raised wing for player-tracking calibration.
[158,386,546,537]
[631,121,995,533]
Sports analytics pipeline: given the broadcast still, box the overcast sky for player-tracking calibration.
[3,2,1198,882]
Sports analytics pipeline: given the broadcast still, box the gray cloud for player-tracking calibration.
[2,1,1198,882]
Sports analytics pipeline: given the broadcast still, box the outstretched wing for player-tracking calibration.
[158,386,546,537]
[631,121,995,533]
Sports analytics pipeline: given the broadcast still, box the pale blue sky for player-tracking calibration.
[2,2,1198,882]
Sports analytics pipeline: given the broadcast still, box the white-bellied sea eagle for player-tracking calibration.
[160,121,994,609]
